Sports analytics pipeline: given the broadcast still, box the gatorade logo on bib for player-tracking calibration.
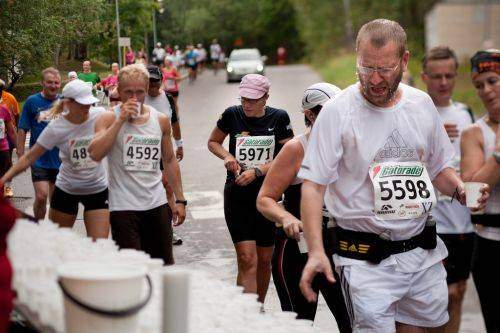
[235,135,275,169]
[370,161,436,220]
[123,134,161,171]
[69,136,97,170]
[0,119,4,140]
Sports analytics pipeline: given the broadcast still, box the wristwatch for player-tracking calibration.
[493,152,500,164]
[175,199,188,206]
[253,167,263,177]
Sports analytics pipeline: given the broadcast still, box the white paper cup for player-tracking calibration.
[297,233,308,254]
[465,182,485,208]
[132,101,142,118]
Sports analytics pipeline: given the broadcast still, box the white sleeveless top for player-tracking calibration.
[475,117,500,241]
[291,134,308,185]
[107,106,167,211]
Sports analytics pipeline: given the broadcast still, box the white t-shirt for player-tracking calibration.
[210,44,221,59]
[298,83,454,272]
[144,93,172,119]
[37,107,108,195]
[433,102,474,234]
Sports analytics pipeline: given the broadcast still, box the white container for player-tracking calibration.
[162,268,190,333]
[465,182,485,208]
[58,263,151,333]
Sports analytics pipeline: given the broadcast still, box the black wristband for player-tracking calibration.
[253,167,263,177]
[175,199,188,206]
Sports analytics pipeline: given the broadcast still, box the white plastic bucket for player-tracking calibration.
[58,263,151,333]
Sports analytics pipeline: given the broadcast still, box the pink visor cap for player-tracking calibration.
[238,74,270,99]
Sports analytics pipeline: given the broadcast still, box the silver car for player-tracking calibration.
[226,48,267,82]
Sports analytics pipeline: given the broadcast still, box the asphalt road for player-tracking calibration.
[10,65,485,332]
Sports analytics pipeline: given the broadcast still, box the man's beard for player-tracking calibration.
[360,69,403,106]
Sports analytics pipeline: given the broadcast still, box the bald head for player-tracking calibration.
[82,60,91,73]
[356,19,407,58]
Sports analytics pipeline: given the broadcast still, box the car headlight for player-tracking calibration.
[227,66,234,73]
[257,64,264,72]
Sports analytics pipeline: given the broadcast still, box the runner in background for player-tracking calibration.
[89,64,187,264]
[460,49,500,333]
[145,65,184,245]
[257,83,351,331]
[196,43,207,73]
[1,80,109,239]
[0,103,17,195]
[185,45,199,84]
[161,58,182,107]
[67,71,78,81]
[298,19,490,332]
[277,46,286,65]
[421,46,475,333]
[125,46,135,66]
[0,79,20,198]
[98,62,120,95]
[208,74,294,305]
[210,39,222,75]
[17,68,62,220]
[78,60,101,90]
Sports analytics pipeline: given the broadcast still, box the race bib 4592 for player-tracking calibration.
[123,134,161,172]
[369,161,436,220]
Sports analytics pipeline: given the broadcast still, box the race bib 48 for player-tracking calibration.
[69,136,97,170]
[369,161,436,220]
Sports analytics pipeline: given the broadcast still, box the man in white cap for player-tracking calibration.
[208,74,294,305]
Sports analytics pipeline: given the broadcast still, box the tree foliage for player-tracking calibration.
[156,0,303,62]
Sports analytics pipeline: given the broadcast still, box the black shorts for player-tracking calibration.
[224,179,275,247]
[50,186,109,215]
[0,150,9,176]
[110,204,173,265]
[31,166,58,183]
[167,91,179,97]
[187,63,198,70]
[440,232,474,284]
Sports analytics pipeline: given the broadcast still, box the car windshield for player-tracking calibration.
[230,50,260,61]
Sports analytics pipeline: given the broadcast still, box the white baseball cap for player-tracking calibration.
[301,83,341,111]
[61,79,99,105]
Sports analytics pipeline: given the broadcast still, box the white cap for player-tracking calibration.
[61,79,99,105]
[301,83,341,111]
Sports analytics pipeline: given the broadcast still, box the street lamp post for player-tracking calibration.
[115,0,122,67]
[152,8,157,46]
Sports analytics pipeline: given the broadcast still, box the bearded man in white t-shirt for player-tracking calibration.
[298,19,490,333]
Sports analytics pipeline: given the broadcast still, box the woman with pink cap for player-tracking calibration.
[208,74,294,305]
[1,79,110,239]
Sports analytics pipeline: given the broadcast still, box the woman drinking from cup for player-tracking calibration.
[460,49,500,332]
[1,80,110,239]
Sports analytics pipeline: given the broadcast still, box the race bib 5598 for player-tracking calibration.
[369,161,436,220]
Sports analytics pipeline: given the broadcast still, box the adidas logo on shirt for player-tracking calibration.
[375,130,416,160]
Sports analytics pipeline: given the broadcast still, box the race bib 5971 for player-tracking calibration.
[369,161,436,220]
[235,135,275,169]
[123,134,161,172]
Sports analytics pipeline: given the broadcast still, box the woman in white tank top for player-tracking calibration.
[89,64,186,264]
[460,49,500,332]
[1,79,109,239]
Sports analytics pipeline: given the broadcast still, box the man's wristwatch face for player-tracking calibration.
[175,200,188,206]
[493,152,500,164]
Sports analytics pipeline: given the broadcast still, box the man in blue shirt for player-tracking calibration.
[17,67,61,220]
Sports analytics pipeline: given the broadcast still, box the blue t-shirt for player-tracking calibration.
[18,92,61,169]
